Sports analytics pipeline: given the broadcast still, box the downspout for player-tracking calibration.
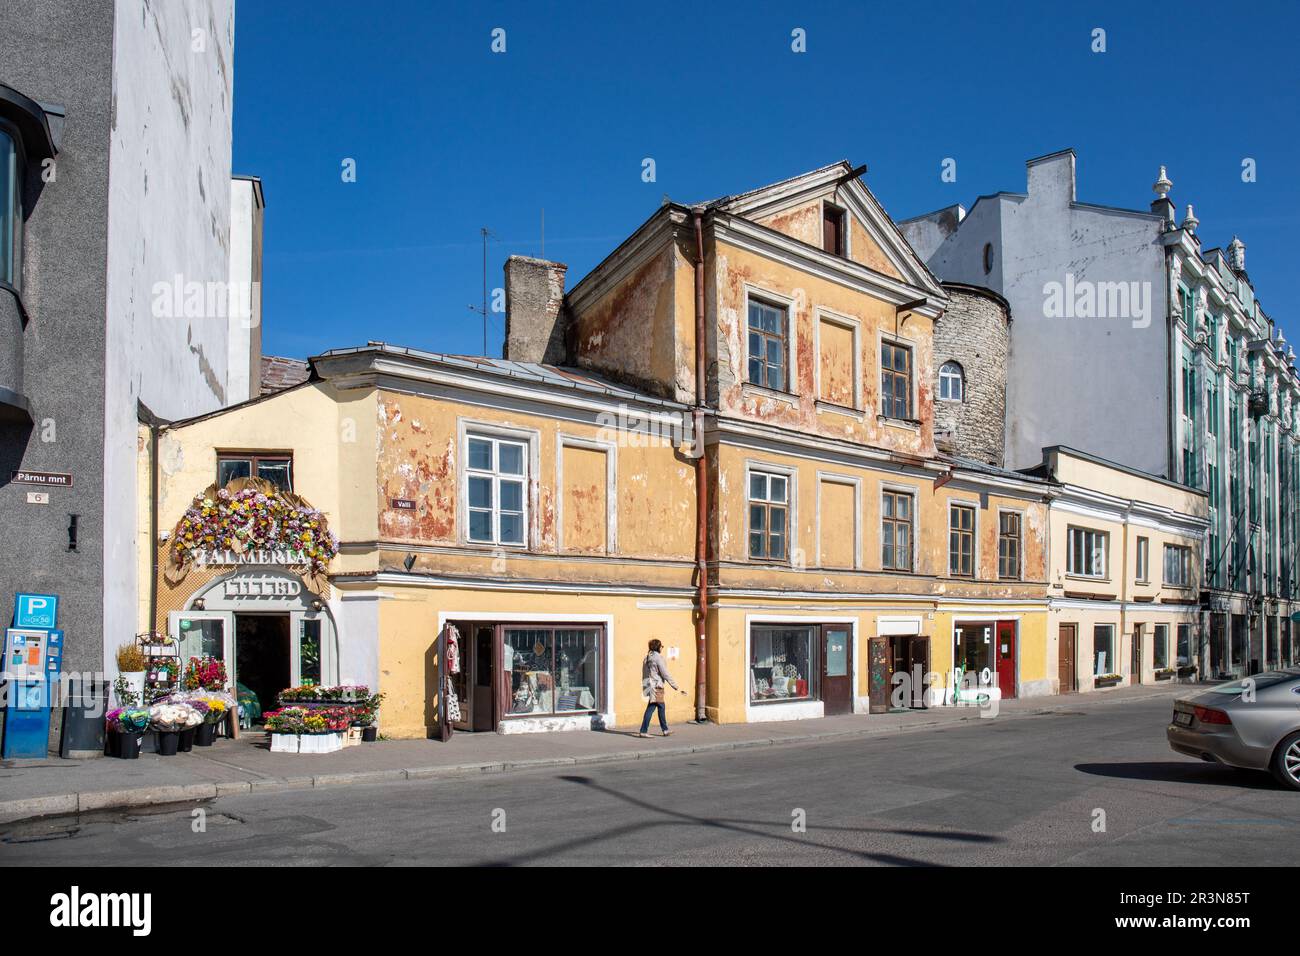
[692,208,709,723]
[150,422,159,637]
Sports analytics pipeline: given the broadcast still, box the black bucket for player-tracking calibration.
[156,731,180,756]
[195,722,216,747]
[178,727,196,752]
[116,732,143,760]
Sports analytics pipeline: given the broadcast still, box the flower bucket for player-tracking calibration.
[178,727,196,752]
[116,732,143,760]
[362,726,378,742]
[194,722,216,747]
[156,730,181,756]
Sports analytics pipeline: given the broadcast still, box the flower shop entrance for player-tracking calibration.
[170,568,339,725]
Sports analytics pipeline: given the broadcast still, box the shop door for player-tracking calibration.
[1058,624,1076,694]
[170,610,233,685]
[1131,625,1143,685]
[905,637,929,708]
[820,625,852,715]
[995,621,1017,700]
[235,614,291,717]
[472,625,496,731]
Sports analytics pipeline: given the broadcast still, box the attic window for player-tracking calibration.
[823,203,846,256]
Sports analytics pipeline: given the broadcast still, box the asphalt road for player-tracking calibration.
[4,697,1298,865]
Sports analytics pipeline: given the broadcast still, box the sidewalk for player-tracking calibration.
[0,683,1188,825]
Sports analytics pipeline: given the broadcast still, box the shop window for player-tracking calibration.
[1163,544,1191,587]
[0,126,20,288]
[881,489,913,571]
[1154,624,1169,670]
[1067,526,1107,578]
[747,297,788,391]
[299,619,322,686]
[504,626,602,715]
[955,623,994,680]
[949,503,975,577]
[748,471,789,561]
[750,625,813,704]
[1093,624,1115,676]
[881,340,913,420]
[939,361,964,402]
[466,434,527,546]
[218,452,293,492]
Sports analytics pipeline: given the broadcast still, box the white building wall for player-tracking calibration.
[102,0,236,670]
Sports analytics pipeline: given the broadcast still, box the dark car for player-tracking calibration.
[1167,669,1300,790]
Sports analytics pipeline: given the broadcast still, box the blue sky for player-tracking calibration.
[233,0,1299,359]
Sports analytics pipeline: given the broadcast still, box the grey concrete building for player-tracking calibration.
[932,282,1010,467]
[0,0,258,716]
[901,149,1300,678]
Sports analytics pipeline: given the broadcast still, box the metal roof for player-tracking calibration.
[313,343,691,410]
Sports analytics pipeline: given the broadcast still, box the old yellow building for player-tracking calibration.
[136,162,1062,737]
[1028,446,1210,693]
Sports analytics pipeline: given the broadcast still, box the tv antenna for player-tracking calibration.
[467,227,496,356]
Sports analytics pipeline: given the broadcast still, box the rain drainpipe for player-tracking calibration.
[692,208,709,723]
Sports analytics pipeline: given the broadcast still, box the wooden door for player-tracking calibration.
[1058,624,1077,694]
[868,637,890,714]
[995,621,1017,700]
[820,625,853,715]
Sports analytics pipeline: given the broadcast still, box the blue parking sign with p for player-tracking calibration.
[14,593,58,629]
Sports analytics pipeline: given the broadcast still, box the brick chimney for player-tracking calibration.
[504,256,568,364]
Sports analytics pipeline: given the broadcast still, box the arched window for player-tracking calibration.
[939,361,964,402]
[0,126,20,288]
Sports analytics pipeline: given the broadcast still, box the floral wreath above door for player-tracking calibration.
[161,477,339,587]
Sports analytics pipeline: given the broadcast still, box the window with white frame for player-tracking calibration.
[466,434,527,545]
[1067,527,1107,578]
[1163,544,1192,587]
[881,489,914,571]
[747,298,789,391]
[998,511,1021,580]
[939,361,964,402]
[949,503,974,577]
[748,471,789,561]
[1135,536,1149,582]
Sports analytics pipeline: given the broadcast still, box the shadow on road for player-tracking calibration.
[1075,761,1281,790]
[475,773,1003,867]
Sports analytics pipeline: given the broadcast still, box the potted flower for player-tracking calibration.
[195,696,227,746]
[1155,667,1177,682]
[106,706,151,759]
[357,692,385,742]
[115,642,147,706]
[149,702,202,755]
[1094,673,1122,688]
[179,699,209,751]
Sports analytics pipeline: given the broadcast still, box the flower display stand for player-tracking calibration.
[269,732,344,754]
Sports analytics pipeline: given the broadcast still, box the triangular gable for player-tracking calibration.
[711,162,945,300]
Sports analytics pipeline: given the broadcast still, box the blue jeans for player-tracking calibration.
[639,701,667,734]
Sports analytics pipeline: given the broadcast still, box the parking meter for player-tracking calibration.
[3,595,63,758]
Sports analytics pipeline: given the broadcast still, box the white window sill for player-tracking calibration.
[742,383,798,407]
[816,400,864,420]
[878,415,920,433]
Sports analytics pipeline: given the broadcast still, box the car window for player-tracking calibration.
[1207,672,1300,694]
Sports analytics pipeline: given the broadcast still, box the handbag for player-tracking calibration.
[654,685,665,704]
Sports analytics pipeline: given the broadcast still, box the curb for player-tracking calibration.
[0,687,1183,826]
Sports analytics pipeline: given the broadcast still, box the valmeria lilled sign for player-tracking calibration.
[193,548,309,566]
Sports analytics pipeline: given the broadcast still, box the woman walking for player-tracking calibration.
[638,639,685,737]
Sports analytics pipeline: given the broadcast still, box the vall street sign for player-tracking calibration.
[11,470,73,487]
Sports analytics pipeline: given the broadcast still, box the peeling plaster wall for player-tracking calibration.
[710,238,937,458]
[374,389,697,580]
[755,197,905,280]
[569,243,689,402]
[712,441,1049,595]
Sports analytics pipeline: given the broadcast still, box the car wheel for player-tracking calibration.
[1270,731,1300,791]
